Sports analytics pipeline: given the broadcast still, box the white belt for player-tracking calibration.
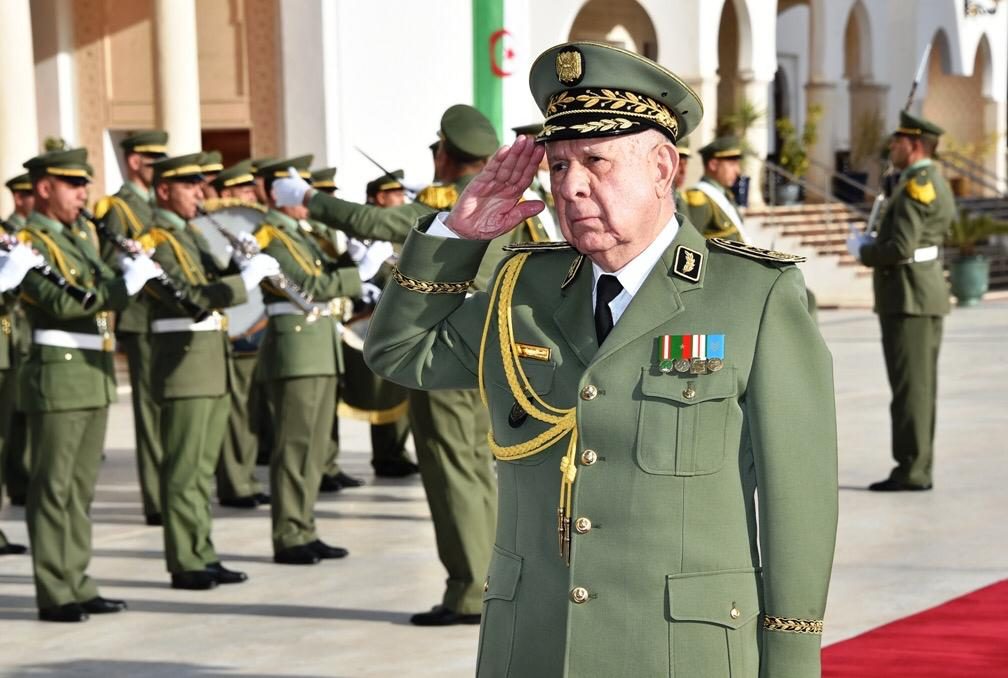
[34,329,114,352]
[903,245,939,264]
[266,299,347,318]
[151,312,227,334]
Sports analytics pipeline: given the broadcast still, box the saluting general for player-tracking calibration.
[365,42,838,677]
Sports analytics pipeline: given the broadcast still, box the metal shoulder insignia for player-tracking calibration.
[708,238,806,264]
[685,189,708,207]
[416,184,459,210]
[503,240,574,252]
[905,174,936,205]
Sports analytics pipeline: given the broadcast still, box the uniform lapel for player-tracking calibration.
[553,256,598,367]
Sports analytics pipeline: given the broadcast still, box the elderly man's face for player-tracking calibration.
[547,130,676,271]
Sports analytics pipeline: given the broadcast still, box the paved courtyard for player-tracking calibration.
[1,298,1006,677]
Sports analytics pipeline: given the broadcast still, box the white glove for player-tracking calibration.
[356,241,394,282]
[0,244,44,292]
[120,254,161,296]
[240,253,281,291]
[360,281,382,305]
[238,231,259,248]
[272,167,311,207]
[346,238,367,263]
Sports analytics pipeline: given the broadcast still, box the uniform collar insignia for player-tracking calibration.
[561,254,585,289]
[672,245,703,283]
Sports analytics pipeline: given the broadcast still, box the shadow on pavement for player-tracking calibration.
[5,659,334,677]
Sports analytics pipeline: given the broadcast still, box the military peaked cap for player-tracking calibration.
[212,160,256,191]
[366,169,405,197]
[311,167,338,190]
[5,173,32,192]
[23,148,93,184]
[120,130,168,156]
[440,105,500,159]
[895,111,944,139]
[256,155,313,180]
[699,135,743,162]
[152,152,205,183]
[200,150,224,174]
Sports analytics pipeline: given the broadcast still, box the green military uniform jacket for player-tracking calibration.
[94,182,155,333]
[860,159,954,317]
[17,213,129,412]
[254,209,361,380]
[685,176,745,241]
[141,209,247,400]
[365,215,838,678]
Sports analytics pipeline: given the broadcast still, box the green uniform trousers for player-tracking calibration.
[270,375,336,550]
[160,395,229,573]
[323,408,342,477]
[0,367,15,547]
[408,388,496,615]
[880,314,943,486]
[217,353,263,500]
[26,408,107,608]
[119,331,162,517]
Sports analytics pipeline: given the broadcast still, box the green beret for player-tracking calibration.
[23,148,93,184]
[699,135,742,162]
[250,156,277,172]
[311,167,338,189]
[895,111,944,139]
[200,150,223,174]
[366,169,405,197]
[212,160,256,191]
[5,173,32,192]
[151,152,205,183]
[256,155,314,180]
[512,122,544,137]
[530,41,702,143]
[440,104,499,159]
[120,130,168,156]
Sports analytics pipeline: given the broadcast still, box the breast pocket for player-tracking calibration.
[635,367,738,476]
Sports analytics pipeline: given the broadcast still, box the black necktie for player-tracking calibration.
[594,274,624,345]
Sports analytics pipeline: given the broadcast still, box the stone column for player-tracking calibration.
[983,97,1007,196]
[683,76,719,187]
[738,73,772,207]
[804,80,838,203]
[0,0,40,217]
[848,81,890,191]
[153,0,202,153]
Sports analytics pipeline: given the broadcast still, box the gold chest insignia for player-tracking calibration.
[555,49,583,85]
[673,245,703,283]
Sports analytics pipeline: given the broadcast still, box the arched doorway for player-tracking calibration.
[843,1,885,195]
[567,0,657,60]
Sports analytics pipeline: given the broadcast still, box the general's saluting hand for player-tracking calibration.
[444,135,546,240]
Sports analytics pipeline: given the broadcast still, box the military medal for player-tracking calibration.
[659,334,726,374]
[658,335,676,373]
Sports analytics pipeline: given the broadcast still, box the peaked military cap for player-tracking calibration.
[200,150,224,174]
[512,122,544,137]
[23,147,93,184]
[439,104,500,159]
[120,130,168,156]
[699,135,742,161]
[5,173,32,192]
[311,167,338,189]
[256,155,314,180]
[366,169,405,197]
[212,160,255,191]
[676,140,692,159]
[152,152,205,183]
[530,41,702,144]
[894,111,944,139]
[250,156,277,172]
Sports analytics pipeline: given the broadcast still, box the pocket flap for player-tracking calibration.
[640,367,737,404]
[487,356,556,397]
[667,568,762,629]
[483,545,523,602]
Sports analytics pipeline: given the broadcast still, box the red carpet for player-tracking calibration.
[822,579,1008,677]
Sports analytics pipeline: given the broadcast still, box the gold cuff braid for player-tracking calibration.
[763,615,824,634]
[392,267,472,295]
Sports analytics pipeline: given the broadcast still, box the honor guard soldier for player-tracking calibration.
[199,150,224,200]
[685,136,749,241]
[311,167,338,195]
[673,142,692,213]
[273,104,549,626]
[251,156,277,206]
[365,41,838,675]
[140,153,279,590]
[18,148,160,621]
[93,129,168,526]
[2,173,34,507]
[252,155,373,565]
[848,111,955,492]
[212,159,259,203]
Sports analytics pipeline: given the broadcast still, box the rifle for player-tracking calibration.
[1,222,96,310]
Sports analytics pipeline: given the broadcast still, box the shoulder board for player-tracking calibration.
[905,174,936,205]
[416,184,459,210]
[503,240,574,252]
[15,230,34,245]
[255,223,278,250]
[685,189,708,207]
[137,227,171,251]
[708,238,806,264]
[202,197,268,213]
[93,196,114,220]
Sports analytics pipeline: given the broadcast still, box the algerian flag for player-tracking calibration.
[472,0,512,139]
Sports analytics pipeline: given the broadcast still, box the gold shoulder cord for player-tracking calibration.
[146,228,208,285]
[268,226,322,276]
[23,229,78,285]
[477,252,580,562]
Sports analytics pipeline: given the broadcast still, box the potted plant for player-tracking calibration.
[839,107,886,203]
[946,209,1008,306]
[773,104,823,204]
[719,98,764,206]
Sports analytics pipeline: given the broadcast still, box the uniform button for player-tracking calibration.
[730,604,741,619]
[581,449,598,465]
[580,385,598,401]
[69,269,77,276]
[64,353,72,361]
[294,325,302,332]
[483,577,489,593]
[683,385,696,400]
[570,586,589,604]
[574,517,592,534]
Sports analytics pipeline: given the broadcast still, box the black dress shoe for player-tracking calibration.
[206,562,248,584]
[273,545,320,565]
[219,495,260,509]
[334,471,365,488]
[253,492,271,505]
[868,478,933,492]
[308,539,349,560]
[409,605,481,626]
[319,474,342,492]
[0,542,28,555]
[81,596,127,614]
[38,603,89,623]
[9,495,26,507]
[171,570,219,590]
[373,459,421,478]
[145,513,163,526]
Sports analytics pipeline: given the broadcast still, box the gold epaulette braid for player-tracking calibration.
[392,267,472,295]
[763,615,824,634]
